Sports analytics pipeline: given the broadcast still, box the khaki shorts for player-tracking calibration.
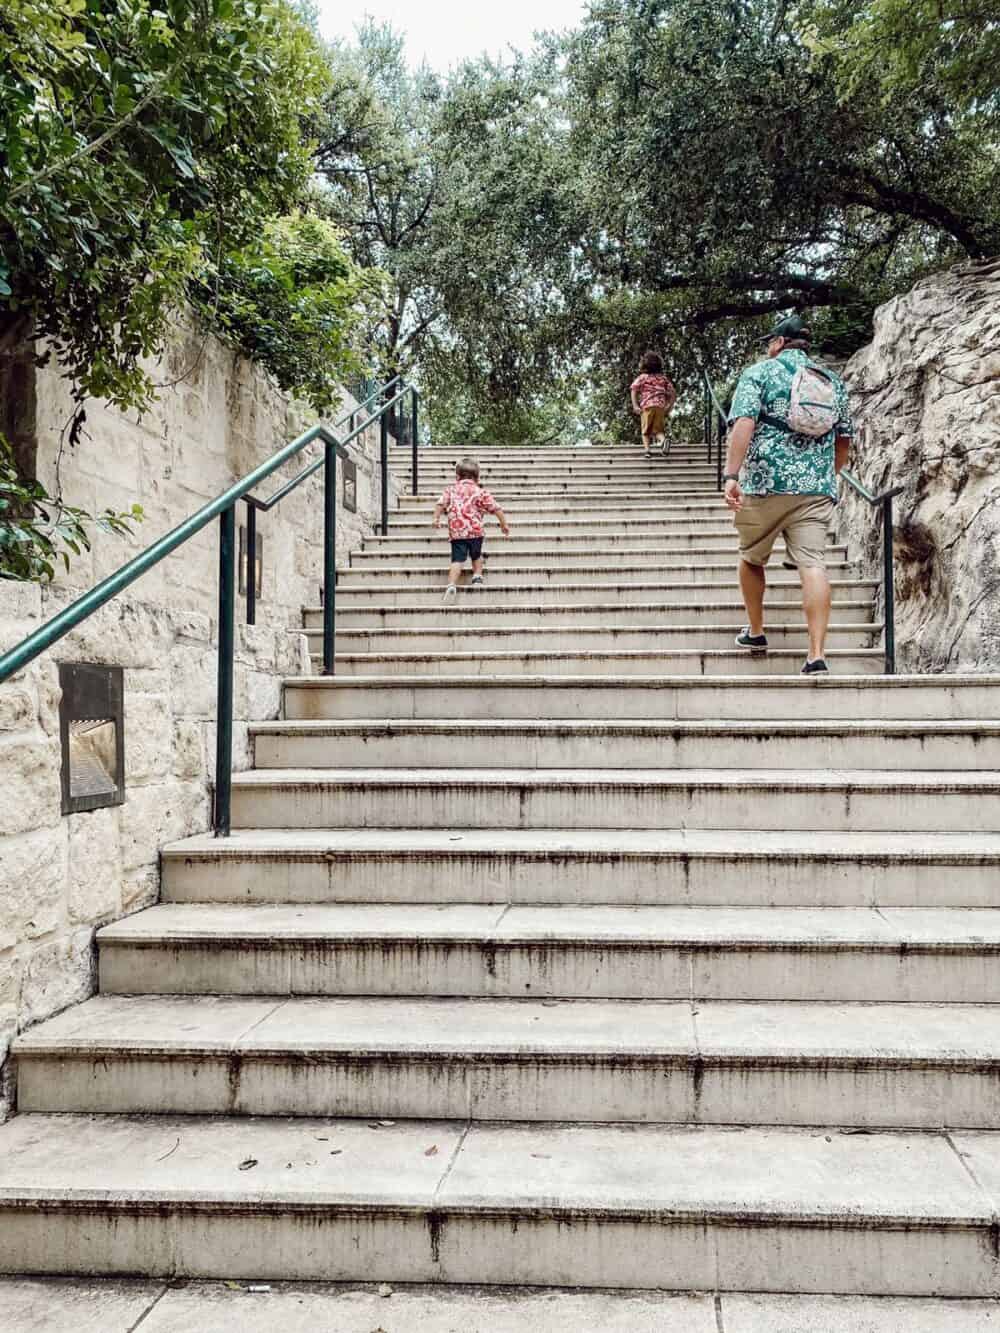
[735,494,834,569]
[640,406,666,438]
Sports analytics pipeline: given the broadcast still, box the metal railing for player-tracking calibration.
[702,372,726,491]
[840,470,904,675]
[702,370,901,675]
[0,374,421,835]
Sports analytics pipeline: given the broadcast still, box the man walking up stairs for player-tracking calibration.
[3,441,1000,1310]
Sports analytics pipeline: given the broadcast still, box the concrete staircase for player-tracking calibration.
[4,443,1000,1297]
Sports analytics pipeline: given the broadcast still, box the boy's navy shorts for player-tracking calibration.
[450,537,483,563]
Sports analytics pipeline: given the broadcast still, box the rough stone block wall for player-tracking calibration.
[840,258,1000,672]
[0,320,398,1121]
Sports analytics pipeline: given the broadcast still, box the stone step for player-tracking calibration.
[161,828,1000,908]
[397,462,719,477]
[6,1282,998,1330]
[336,560,858,586]
[1,1113,997,1292]
[389,516,745,538]
[99,902,1000,1004]
[319,648,885,677]
[282,673,1000,722]
[17,994,1000,1128]
[397,446,709,460]
[323,597,877,624]
[252,718,993,771]
[393,500,731,520]
[361,533,841,554]
[310,580,871,611]
[349,541,851,562]
[377,518,787,539]
[228,767,1000,832]
[307,624,880,657]
[396,489,719,507]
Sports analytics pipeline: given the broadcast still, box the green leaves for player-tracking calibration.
[0,435,144,582]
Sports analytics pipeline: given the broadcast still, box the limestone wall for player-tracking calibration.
[0,321,398,1120]
[840,258,1000,672]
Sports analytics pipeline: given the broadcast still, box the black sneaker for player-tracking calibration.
[801,658,829,675]
[735,628,768,651]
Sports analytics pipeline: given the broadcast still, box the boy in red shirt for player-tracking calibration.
[433,457,511,604]
[630,350,676,455]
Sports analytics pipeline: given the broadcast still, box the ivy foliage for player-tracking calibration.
[0,435,143,581]
[0,0,331,414]
[190,212,385,415]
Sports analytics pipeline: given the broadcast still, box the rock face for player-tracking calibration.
[841,259,1000,672]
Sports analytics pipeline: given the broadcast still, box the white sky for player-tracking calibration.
[315,0,589,70]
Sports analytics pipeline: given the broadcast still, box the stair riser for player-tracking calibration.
[283,680,998,722]
[0,1205,989,1294]
[229,785,995,833]
[392,507,732,525]
[253,729,984,771]
[18,1051,1000,1129]
[310,629,879,656]
[99,938,1000,1005]
[399,464,720,478]
[373,522,825,540]
[350,543,852,562]
[326,651,884,677]
[336,565,856,586]
[326,602,875,626]
[362,535,843,553]
[161,849,1000,908]
[311,585,865,612]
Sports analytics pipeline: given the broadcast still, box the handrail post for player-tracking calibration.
[883,493,896,675]
[323,438,336,675]
[716,412,724,492]
[411,387,419,497]
[380,406,389,536]
[704,383,710,465]
[214,505,236,837]
[245,501,256,627]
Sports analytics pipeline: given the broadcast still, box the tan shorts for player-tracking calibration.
[735,494,834,569]
[640,406,666,438]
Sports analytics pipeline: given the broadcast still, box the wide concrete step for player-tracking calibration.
[389,516,744,538]
[393,501,730,522]
[228,767,1000,832]
[308,625,880,657]
[323,596,876,623]
[310,580,871,612]
[373,519,787,540]
[320,648,885,677]
[13,1282,996,1330]
[399,462,719,478]
[361,534,842,555]
[399,446,708,461]
[100,902,1000,1004]
[336,560,858,586]
[252,718,994,771]
[283,673,1000,722]
[2,1113,998,1292]
[349,541,851,563]
[17,994,1000,1127]
[397,489,719,508]
[161,828,1000,908]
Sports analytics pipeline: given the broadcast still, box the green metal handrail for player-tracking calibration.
[0,373,422,835]
[702,370,727,490]
[841,470,905,675]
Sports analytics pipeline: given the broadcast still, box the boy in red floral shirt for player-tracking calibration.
[630,349,676,455]
[433,457,510,604]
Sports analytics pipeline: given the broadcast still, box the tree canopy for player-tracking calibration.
[3,0,998,456]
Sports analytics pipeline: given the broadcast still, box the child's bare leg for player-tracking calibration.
[447,562,464,587]
[471,558,485,578]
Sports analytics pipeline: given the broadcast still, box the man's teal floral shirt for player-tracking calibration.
[727,349,853,499]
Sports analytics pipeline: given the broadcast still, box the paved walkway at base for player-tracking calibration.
[3,1278,1000,1332]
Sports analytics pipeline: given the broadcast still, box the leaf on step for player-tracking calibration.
[531,1153,551,1159]
[330,1149,343,1155]
[424,1144,438,1156]
[238,1158,258,1170]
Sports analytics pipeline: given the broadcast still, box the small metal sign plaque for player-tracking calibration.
[343,456,357,513]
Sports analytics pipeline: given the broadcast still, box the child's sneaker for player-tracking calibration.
[443,586,458,605]
[471,574,484,589]
[801,657,829,675]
